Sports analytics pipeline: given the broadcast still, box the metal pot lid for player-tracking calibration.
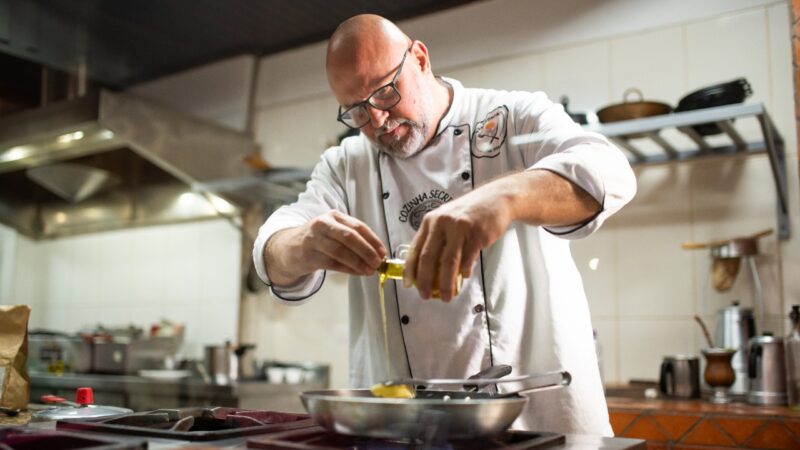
[33,404,132,422]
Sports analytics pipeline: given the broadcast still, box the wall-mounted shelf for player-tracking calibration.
[512,102,789,240]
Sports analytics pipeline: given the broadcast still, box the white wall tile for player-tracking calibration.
[619,319,697,381]
[571,226,618,317]
[767,2,798,157]
[592,318,620,384]
[11,220,241,355]
[610,25,687,108]
[442,64,490,90]
[685,8,771,143]
[688,155,781,324]
[615,164,695,317]
[269,321,350,388]
[446,53,545,94]
[542,41,612,113]
[255,95,344,168]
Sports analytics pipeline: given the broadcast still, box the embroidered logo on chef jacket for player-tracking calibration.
[472,106,508,158]
[399,189,453,230]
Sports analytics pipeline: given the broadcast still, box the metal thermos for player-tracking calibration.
[204,342,256,384]
[785,305,800,408]
[715,302,755,394]
[747,334,787,405]
[659,355,701,399]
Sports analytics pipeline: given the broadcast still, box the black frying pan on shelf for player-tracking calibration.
[675,78,752,136]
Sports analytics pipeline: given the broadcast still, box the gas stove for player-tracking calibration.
[56,406,315,441]
[0,426,146,450]
[246,425,565,450]
[5,406,595,450]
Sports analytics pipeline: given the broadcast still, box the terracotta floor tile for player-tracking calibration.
[645,443,669,450]
[610,411,640,435]
[680,418,735,446]
[672,446,739,450]
[714,416,765,444]
[652,414,701,441]
[744,421,800,450]
[621,416,669,442]
[785,419,800,440]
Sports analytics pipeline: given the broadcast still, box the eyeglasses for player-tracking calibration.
[337,46,411,129]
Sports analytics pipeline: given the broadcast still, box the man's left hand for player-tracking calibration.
[402,170,601,302]
[403,183,513,302]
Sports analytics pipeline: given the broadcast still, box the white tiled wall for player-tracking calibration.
[1,220,242,358]
[249,0,798,386]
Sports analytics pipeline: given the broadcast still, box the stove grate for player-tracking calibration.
[0,426,146,450]
[56,406,316,441]
[246,426,565,450]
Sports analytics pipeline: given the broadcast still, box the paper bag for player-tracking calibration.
[0,305,30,409]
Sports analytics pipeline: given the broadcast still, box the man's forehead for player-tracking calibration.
[330,55,398,106]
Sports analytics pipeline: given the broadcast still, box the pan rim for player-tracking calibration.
[300,389,528,405]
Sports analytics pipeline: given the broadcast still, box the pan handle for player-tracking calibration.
[501,370,571,397]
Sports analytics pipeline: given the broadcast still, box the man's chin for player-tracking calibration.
[372,127,427,159]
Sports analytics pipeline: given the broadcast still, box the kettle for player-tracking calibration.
[659,355,700,399]
[715,301,755,394]
[747,333,787,405]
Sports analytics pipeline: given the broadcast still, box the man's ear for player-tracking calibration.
[411,40,431,74]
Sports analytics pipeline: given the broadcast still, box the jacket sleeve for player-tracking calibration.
[252,147,349,304]
[510,91,636,239]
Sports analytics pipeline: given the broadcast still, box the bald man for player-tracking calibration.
[254,15,636,435]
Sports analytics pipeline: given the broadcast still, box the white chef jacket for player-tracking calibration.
[253,78,636,436]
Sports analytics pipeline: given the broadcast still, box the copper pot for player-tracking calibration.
[596,88,671,137]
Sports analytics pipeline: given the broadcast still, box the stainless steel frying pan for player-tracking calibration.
[300,370,570,440]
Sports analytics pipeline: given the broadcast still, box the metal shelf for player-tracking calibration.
[513,102,789,240]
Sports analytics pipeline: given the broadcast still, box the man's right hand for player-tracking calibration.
[264,210,387,287]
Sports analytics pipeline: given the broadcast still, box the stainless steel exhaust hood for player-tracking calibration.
[0,89,257,240]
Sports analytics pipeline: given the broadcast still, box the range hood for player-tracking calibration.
[0,89,258,240]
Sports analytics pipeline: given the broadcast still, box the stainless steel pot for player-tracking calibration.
[748,334,787,405]
[659,355,700,399]
[204,342,256,384]
[300,370,570,440]
[716,302,755,394]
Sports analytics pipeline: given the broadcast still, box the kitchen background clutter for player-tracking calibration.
[0,0,797,402]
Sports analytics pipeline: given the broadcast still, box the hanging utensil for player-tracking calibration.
[681,229,772,292]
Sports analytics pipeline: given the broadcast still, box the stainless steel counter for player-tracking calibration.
[30,373,325,412]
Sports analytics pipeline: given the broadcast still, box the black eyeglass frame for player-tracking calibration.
[336,46,412,130]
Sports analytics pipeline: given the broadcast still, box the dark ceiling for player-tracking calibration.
[0,0,479,89]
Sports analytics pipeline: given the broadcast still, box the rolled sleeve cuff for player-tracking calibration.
[251,219,325,305]
[270,270,326,304]
[528,152,607,240]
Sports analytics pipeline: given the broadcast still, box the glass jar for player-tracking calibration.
[378,244,463,299]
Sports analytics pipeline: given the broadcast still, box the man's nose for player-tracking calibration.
[366,106,389,129]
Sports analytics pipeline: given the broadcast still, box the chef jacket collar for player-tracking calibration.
[433,77,462,137]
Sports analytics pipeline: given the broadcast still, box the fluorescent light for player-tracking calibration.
[56,131,85,144]
[1,145,33,162]
[99,130,115,140]
[589,257,600,271]
[208,194,236,215]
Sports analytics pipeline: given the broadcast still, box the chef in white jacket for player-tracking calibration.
[253,15,636,435]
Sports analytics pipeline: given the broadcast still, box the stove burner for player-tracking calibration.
[0,426,146,450]
[247,426,565,449]
[56,407,316,441]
